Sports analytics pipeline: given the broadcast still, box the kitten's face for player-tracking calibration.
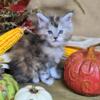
[36,12,73,47]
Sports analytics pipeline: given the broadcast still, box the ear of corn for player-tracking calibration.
[64,46,81,57]
[0,27,24,55]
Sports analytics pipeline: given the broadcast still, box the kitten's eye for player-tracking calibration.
[48,30,53,34]
[58,30,63,34]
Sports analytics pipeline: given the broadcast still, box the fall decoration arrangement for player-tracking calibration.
[0,0,97,99]
[0,0,34,33]
[0,0,35,55]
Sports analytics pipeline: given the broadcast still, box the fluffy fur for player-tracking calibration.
[9,12,73,85]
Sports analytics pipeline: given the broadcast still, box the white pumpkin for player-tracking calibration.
[15,85,53,100]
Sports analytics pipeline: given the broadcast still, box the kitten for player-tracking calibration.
[9,11,73,85]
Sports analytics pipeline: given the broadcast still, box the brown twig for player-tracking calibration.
[73,0,85,14]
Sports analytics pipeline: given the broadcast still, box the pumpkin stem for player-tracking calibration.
[30,86,38,94]
[87,47,96,59]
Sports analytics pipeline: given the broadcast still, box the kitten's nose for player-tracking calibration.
[54,37,58,40]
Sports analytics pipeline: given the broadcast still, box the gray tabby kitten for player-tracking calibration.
[9,11,73,85]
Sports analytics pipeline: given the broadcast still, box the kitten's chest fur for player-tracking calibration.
[42,45,64,63]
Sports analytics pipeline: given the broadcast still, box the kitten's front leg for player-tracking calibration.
[32,72,40,84]
[49,50,63,79]
[39,67,54,85]
[50,56,63,79]
[49,66,62,79]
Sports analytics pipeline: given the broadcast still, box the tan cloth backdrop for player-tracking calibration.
[27,0,100,37]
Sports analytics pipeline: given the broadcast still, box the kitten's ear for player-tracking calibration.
[36,12,49,28]
[60,11,74,32]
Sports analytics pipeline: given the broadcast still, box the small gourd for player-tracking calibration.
[15,85,53,100]
[0,73,19,100]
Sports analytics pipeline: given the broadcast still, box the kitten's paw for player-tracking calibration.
[41,77,54,86]
[39,72,54,85]
[32,77,40,84]
[50,67,62,79]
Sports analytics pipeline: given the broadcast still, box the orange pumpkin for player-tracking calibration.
[64,44,100,96]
